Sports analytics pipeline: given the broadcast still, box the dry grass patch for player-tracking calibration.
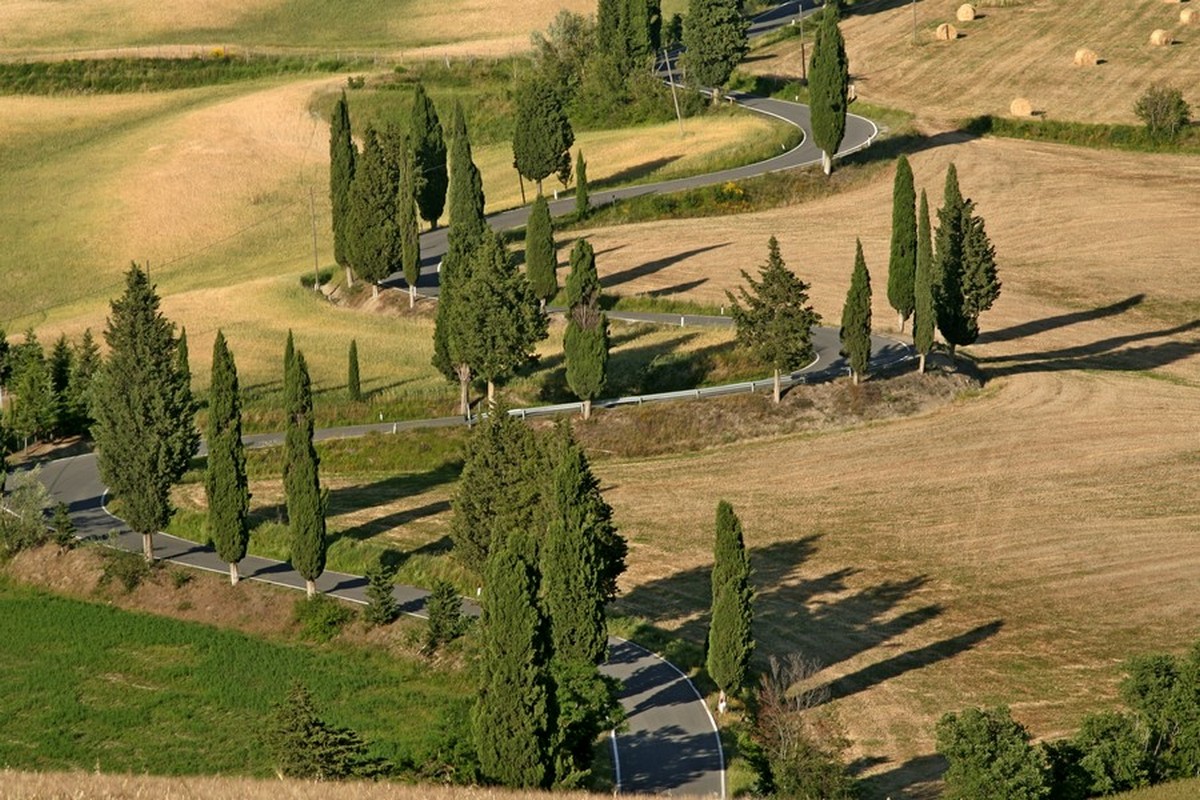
[743,0,1200,123]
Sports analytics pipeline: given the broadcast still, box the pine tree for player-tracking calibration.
[206,331,250,585]
[957,204,1002,347]
[269,682,389,780]
[726,236,821,404]
[887,155,917,331]
[451,408,545,575]
[574,150,590,220]
[363,557,399,626]
[347,339,362,402]
[473,545,553,788]
[513,74,575,195]
[67,329,100,433]
[48,334,72,434]
[683,0,748,101]
[525,195,557,307]
[51,502,76,549]
[284,350,326,597]
[840,239,873,385]
[409,82,448,230]
[348,128,400,297]
[457,231,548,406]
[707,500,753,693]
[425,579,464,649]
[91,264,199,561]
[564,239,608,419]
[934,163,987,360]
[913,189,936,373]
[329,91,357,287]
[10,353,55,449]
[397,133,422,308]
[808,2,849,175]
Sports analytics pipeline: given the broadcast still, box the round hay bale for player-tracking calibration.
[1010,97,1033,117]
[1073,48,1100,66]
[956,3,976,22]
[1182,8,1198,24]
[936,23,959,41]
[1150,29,1174,46]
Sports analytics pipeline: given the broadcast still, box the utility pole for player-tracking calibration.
[664,49,685,137]
[308,186,320,292]
[799,4,807,83]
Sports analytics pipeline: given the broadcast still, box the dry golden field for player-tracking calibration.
[746,0,1200,124]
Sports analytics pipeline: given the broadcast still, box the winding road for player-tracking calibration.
[24,2,893,797]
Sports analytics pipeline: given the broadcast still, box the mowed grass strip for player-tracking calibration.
[0,579,471,775]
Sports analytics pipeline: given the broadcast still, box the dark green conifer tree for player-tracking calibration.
[706,500,753,693]
[10,350,55,449]
[564,239,608,419]
[726,236,821,403]
[397,134,422,308]
[205,330,250,585]
[347,339,361,402]
[840,239,873,385]
[348,128,400,297]
[91,264,199,561]
[525,194,557,307]
[913,189,936,373]
[425,579,464,649]
[49,334,72,409]
[887,155,917,331]
[473,545,553,788]
[52,502,76,549]
[67,329,100,433]
[513,75,575,195]
[457,230,548,406]
[363,557,399,626]
[683,0,748,101]
[934,164,999,359]
[596,0,625,61]
[808,2,849,175]
[284,350,326,597]
[329,91,357,287]
[624,0,655,66]
[409,82,447,230]
[574,150,590,220]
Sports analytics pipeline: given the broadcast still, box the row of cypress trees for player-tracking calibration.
[0,326,101,450]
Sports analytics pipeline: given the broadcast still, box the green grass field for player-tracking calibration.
[1113,780,1200,800]
[0,579,471,776]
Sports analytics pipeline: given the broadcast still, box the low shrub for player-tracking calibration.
[294,593,355,642]
[98,548,154,593]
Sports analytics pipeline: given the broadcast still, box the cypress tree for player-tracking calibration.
[624,0,654,66]
[840,239,873,385]
[513,74,575,195]
[525,194,557,307]
[284,350,326,597]
[397,134,422,308]
[934,163,968,359]
[457,230,548,406]
[564,239,608,420]
[409,83,447,230]
[808,2,849,175]
[67,328,100,433]
[956,203,1002,349]
[473,545,553,788]
[425,579,464,649]
[596,0,625,61]
[91,264,199,561]
[913,189,936,373]
[706,500,753,694]
[363,557,399,626]
[347,339,361,402]
[574,150,590,220]
[348,128,400,298]
[887,155,917,331]
[726,236,821,404]
[48,334,72,437]
[329,91,357,287]
[205,331,250,585]
[683,0,749,101]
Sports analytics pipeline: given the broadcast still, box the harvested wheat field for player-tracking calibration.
[745,0,1200,123]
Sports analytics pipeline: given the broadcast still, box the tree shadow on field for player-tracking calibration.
[976,318,1200,379]
[592,155,684,191]
[328,499,452,544]
[537,331,704,402]
[857,753,948,800]
[976,294,1145,345]
[840,127,981,167]
[601,243,731,291]
[648,278,710,296]
[323,461,461,519]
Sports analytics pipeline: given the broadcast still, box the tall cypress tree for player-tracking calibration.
[91,264,199,561]
[726,236,821,404]
[525,194,557,307]
[887,155,917,331]
[473,545,553,788]
[206,331,250,585]
[954,203,1002,350]
[914,189,935,373]
[574,150,589,220]
[347,339,361,402]
[409,82,447,231]
[840,239,873,385]
[285,350,326,597]
[564,239,608,420]
[457,230,548,406]
[348,128,400,297]
[596,0,625,61]
[329,91,357,287]
[808,2,849,175]
[683,0,748,101]
[934,163,968,359]
[397,134,422,308]
[513,74,575,195]
[624,0,654,66]
[706,500,753,694]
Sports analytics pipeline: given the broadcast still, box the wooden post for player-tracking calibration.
[664,49,685,137]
